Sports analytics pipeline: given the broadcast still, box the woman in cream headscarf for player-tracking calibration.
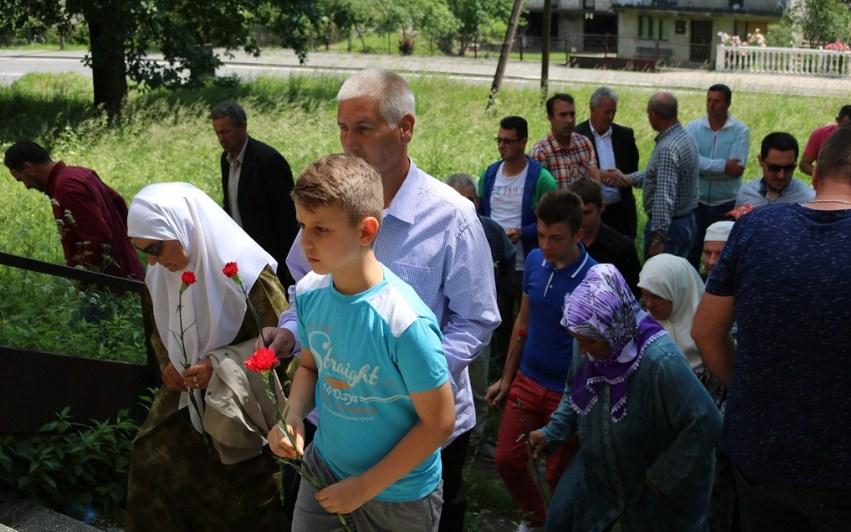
[638,254,705,369]
[125,182,288,531]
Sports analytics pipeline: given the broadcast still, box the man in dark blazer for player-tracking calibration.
[212,101,298,285]
[575,87,640,239]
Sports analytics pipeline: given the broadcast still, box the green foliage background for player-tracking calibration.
[0,72,845,364]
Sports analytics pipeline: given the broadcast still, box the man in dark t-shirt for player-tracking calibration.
[568,177,640,299]
[4,141,144,280]
[692,127,851,530]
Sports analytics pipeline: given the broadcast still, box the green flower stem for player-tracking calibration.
[263,372,352,532]
[235,275,267,347]
[177,288,213,453]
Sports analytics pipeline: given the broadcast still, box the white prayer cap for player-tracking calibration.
[704,221,735,243]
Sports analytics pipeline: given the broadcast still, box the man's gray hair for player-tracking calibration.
[648,92,678,119]
[337,69,415,126]
[445,173,478,195]
[211,101,247,127]
[590,86,619,108]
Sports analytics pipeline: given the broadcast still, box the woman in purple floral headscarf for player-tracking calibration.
[529,264,721,532]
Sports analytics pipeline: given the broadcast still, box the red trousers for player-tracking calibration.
[495,371,578,526]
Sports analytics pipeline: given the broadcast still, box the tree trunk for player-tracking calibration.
[487,0,525,110]
[84,3,128,117]
[541,0,552,103]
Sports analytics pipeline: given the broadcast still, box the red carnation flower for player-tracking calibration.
[222,262,239,278]
[181,271,197,286]
[245,347,278,372]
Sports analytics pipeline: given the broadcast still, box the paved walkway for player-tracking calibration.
[2,48,849,97]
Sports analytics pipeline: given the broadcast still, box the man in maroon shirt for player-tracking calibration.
[4,141,144,280]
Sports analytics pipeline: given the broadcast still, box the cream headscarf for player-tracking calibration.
[128,183,276,431]
[637,254,704,369]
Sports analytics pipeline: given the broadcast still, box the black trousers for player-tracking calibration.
[438,430,473,532]
[733,464,851,532]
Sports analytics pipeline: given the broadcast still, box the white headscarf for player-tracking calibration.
[704,221,735,243]
[128,183,276,429]
[637,254,704,369]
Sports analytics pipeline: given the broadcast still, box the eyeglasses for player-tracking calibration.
[134,240,166,257]
[766,163,796,173]
[495,137,523,145]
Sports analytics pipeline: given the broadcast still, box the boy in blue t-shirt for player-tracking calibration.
[267,154,454,532]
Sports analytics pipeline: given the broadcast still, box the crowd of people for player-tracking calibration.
[4,69,851,532]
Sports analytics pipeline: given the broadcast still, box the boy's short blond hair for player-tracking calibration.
[292,153,384,227]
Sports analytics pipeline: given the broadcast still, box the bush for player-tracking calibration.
[766,17,796,48]
[0,406,146,522]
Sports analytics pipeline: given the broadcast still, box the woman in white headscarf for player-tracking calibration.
[125,182,288,532]
[638,254,705,369]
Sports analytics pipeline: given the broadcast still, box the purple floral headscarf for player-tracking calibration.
[562,264,666,422]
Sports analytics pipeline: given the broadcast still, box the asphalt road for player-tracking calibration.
[1,49,849,97]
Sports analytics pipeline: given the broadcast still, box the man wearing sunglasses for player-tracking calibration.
[478,115,557,298]
[477,115,557,421]
[736,132,815,209]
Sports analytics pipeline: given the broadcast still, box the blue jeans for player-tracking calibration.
[644,212,696,260]
[688,201,735,268]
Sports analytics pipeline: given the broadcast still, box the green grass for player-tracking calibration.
[0,71,842,365]
[0,43,89,51]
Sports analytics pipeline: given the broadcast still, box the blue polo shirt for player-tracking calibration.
[520,246,596,391]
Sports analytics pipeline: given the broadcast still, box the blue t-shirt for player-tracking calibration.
[521,246,596,391]
[706,203,851,489]
[295,265,449,501]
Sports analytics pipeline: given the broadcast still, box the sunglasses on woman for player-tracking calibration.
[134,240,166,257]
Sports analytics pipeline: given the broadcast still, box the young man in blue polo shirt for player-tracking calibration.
[485,189,596,530]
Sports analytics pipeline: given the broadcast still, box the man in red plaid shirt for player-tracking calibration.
[532,93,601,188]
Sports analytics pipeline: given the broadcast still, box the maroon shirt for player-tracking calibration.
[45,161,145,280]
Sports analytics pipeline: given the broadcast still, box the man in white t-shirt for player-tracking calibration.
[478,116,557,363]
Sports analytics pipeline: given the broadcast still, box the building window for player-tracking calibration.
[733,20,768,40]
[639,16,668,41]
[639,16,653,39]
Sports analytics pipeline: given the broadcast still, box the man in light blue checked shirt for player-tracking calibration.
[260,68,500,532]
[607,92,699,260]
[685,84,749,269]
